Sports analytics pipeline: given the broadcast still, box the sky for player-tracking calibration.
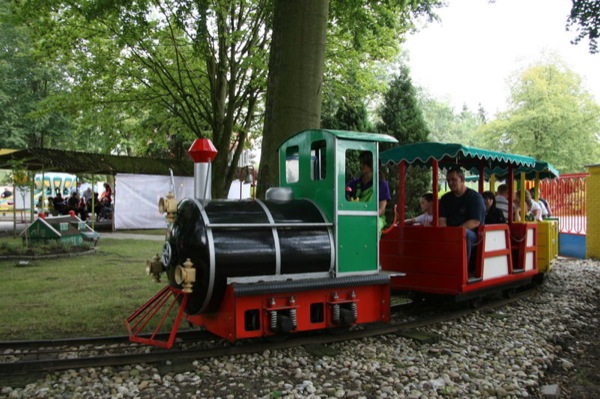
[403,0,600,116]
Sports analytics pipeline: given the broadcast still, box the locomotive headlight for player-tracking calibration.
[146,254,164,283]
[175,258,196,294]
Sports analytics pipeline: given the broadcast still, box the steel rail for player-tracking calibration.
[0,290,533,377]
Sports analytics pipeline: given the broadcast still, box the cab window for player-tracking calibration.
[345,149,373,202]
[310,140,327,181]
[285,146,299,184]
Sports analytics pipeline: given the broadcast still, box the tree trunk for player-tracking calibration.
[257,0,329,198]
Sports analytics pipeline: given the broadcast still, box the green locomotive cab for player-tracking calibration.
[278,129,397,276]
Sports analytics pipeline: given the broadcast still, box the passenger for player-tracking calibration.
[52,192,68,215]
[495,184,509,219]
[36,195,48,217]
[66,191,80,214]
[529,188,551,218]
[77,197,89,221]
[540,198,552,218]
[511,198,522,221]
[516,190,542,221]
[100,183,113,205]
[82,187,92,204]
[439,167,486,263]
[70,182,82,197]
[405,193,433,226]
[346,151,392,235]
[47,197,55,216]
[496,183,519,221]
[87,192,103,220]
[482,191,507,224]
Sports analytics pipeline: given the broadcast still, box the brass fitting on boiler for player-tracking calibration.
[175,258,196,294]
[146,253,164,283]
[158,191,177,223]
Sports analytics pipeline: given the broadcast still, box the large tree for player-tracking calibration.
[478,60,600,173]
[257,0,329,192]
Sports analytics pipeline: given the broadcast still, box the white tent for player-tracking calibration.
[114,173,194,230]
[114,173,254,230]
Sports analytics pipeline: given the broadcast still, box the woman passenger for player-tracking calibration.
[482,191,507,224]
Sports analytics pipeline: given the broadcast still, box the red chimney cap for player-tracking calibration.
[188,139,218,163]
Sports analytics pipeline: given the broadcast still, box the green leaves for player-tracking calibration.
[478,61,600,173]
[567,0,600,54]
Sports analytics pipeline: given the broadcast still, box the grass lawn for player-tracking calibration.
[0,235,168,341]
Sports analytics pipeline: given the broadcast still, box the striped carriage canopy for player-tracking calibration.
[380,142,537,172]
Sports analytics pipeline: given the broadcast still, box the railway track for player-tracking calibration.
[0,289,534,380]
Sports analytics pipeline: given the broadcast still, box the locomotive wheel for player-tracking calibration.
[503,288,516,299]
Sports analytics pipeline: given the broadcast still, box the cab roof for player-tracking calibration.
[279,129,398,150]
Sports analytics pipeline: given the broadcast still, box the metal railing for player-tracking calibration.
[539,173,588,234]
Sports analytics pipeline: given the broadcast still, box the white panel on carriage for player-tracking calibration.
[484,230,508,252]
[482,255,509,280]
[525,252,535,270]
[527,228,535,246]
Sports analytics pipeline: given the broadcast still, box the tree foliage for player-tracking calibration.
[478,60,600,173]
[377,65,430,217]
[567,0,600,54]
[322,99,374,132]
[0,0,72,149]
[257,0,442,197]
[323,1,442,106]
[6,0,442,198]
[10,0,270,197]
[417,91,484,146]
[377,65,430,145]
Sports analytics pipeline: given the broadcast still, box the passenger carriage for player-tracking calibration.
[379,143,544,301]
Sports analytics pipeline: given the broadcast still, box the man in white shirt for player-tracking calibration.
[495,184,510,220]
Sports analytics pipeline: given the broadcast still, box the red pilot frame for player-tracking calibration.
[126,276,390,347]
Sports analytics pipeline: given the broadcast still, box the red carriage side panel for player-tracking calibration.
[381,226,467,294]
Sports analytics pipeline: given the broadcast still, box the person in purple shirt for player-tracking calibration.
[346,151,391,235]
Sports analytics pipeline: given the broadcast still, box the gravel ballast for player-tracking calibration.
[1,258,598,399]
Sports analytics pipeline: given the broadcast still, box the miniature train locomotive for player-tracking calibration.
[127,129,398,348]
